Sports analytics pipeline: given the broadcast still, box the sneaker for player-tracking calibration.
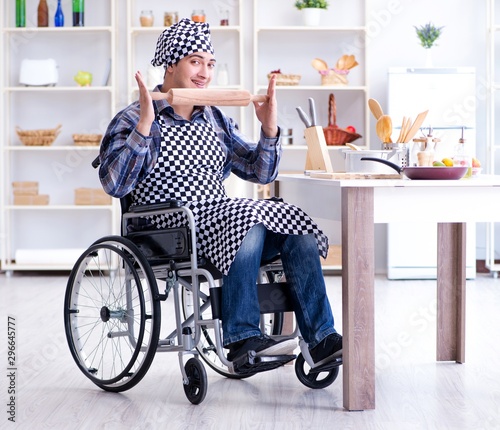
[309,333,343,367]
[227,334,297,362]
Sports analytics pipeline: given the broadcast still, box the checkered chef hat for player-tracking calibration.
[151,18,215,68]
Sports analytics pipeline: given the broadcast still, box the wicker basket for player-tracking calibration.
[72,134,102,146]
[321,71,348,86]
[16,124,61,146]
[267,73,301,86]
[323,93,362,146]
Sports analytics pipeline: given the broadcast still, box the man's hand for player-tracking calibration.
[135,70,155,136]
[253,74,278,138]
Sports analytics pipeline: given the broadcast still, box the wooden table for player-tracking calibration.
[275,173,500,411]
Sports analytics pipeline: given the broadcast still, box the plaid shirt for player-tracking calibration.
[99,87,282,198]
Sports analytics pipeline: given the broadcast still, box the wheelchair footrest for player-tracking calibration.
[233,350,296,375]
[310,357,343,373]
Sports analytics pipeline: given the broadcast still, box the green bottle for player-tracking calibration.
[16,0,26,27]
[72,0,84,26]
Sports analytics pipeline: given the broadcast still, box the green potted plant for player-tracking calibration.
[295,0,329,26]
[414,22,443,67]
[414,22,444,49]
[294,0,329,10]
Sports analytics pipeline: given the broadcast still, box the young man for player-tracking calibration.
[99,19,342,368]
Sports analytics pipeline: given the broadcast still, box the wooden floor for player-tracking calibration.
[1,271,500,430]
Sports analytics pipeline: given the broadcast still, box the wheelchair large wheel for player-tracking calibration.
[294,353,339,389]
[64,236,161,392]
[181,279,284,379]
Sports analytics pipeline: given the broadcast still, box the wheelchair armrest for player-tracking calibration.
[128,200,184,213]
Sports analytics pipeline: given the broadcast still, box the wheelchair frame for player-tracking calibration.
[64,201,341,404]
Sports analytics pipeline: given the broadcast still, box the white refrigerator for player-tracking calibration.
[387,67,476,279]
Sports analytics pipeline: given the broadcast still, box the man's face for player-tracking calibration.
[167,52,216,89]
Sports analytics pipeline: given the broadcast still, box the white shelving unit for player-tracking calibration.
[124,0,245,129]
[252,0,369,270]
[486,0,500,275]
[252,0,369,150]
[0,1,119,273]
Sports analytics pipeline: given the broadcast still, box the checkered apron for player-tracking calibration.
[131,115,329,275]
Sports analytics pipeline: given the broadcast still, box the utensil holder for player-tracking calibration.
[382,142,409,167]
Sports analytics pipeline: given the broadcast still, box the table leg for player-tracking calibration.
[436,223,466,363]
[341,188,376,410]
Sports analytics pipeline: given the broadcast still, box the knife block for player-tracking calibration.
[304,126,334,172]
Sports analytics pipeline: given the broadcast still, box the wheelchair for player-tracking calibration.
[63,192,342,404]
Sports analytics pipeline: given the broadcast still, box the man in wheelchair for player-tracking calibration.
[98,18,342,371]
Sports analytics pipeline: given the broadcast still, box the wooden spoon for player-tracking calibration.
[403,110,429,143]
[396,116,408,143]
[346,142,362,150]
[311,58,328,72]
[368,98,383,120]
[376,115,393,143]
[345,55,358,69]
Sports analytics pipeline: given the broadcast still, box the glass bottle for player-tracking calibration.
[37,0,49,27]
[16,0,26,28]
[191,10,206,23]
[72,0,84,27]
[453,127,472,178]
[54,0,64,27]
[217,64,229,86]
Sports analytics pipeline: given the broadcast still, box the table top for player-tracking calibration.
[277,173,500,189]
[276,173,500,223]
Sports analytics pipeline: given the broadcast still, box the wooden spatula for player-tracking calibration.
[403,110,429,143]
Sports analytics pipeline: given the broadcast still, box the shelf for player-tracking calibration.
[5,86,113,93]
[256,85,367,92]
[130,25,240,33]
[257,26,366,32]
[3,26,113,33]
[7,145,100,151]
[6,205,113,210]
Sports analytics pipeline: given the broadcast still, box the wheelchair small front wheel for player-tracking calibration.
[183,357,207,405]
[294,353,339,389]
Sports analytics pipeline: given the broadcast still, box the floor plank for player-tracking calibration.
[1,272,500,429]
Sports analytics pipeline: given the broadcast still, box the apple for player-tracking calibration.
[74,71,93,87]
[346,125,356,133]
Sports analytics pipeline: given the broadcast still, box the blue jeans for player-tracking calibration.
[221,223,337,349]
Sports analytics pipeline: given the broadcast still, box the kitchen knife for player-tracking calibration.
[308,97,317,126]
[296,106,312,128]
[150,89,269,106]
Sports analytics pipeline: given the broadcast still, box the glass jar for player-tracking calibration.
[140,10,154,27]
[191,10,206,23]
[164,11,178,27]
[220,10,229,26]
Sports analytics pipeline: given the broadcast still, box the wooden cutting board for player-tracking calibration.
[309,171,402,180]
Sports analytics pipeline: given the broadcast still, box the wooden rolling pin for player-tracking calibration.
[150,88,269,106]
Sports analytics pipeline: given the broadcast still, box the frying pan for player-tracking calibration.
[360,157,468,180]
